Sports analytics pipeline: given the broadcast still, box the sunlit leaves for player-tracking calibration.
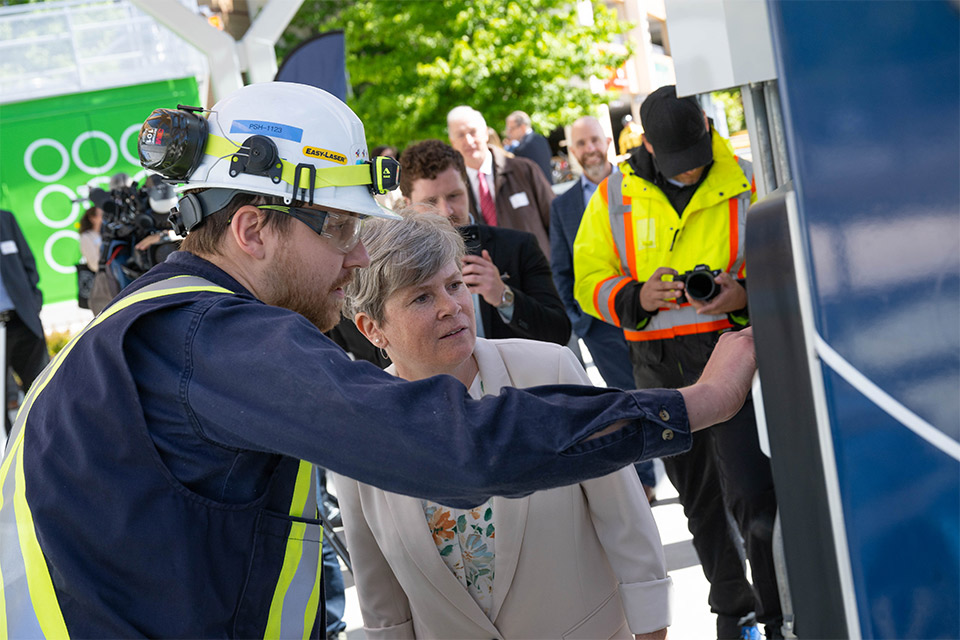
[278,0,629,149]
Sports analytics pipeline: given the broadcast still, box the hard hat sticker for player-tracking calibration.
[303,146,348,165]
[230,120,303,142]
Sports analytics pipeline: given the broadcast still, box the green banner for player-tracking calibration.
[0,77,200,303]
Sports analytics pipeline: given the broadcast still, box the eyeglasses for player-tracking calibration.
[258,205,364,254]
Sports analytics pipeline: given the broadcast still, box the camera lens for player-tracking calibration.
[685,270,718,301]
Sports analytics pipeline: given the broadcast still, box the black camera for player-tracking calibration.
[458,225,483,256]
[673,264,722,303]
[90,175,180,280]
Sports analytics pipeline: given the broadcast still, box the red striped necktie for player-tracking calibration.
[478,171,497,226]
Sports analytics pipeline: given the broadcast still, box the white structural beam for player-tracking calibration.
[130,0,243,104]
[664,0,777,96]
[241,0,305,84]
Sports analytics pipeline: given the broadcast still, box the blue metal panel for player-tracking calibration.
[822,367,959,637]
[767,1,959,637]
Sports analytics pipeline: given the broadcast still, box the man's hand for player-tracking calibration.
[679,327,756,431]
[688,272,746,315]
[462,250,507,306]
[640,266,684,312]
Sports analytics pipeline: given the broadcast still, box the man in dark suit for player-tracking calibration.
[399,139,570,345]
[447,106,555,260]
[505,111,554,184]
[0,209,49,436]
[549,117,657,500]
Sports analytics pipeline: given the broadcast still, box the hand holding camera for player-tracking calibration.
[639,266,685,312]
[640,265,746,315]
[682,268,747,316]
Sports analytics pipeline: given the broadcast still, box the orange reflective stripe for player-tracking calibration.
[623,207,636,280]
[599,177,608,205]
[726,198,739,273]
[623,318,734,342]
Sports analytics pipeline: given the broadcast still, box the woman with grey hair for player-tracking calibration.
[332,211,673,640]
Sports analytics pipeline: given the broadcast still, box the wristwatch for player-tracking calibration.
[497,285,515,309]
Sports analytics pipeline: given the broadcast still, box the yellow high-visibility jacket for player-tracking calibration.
[573,129,755,345]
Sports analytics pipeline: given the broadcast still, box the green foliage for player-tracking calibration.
[712,88,745,133]
[279,0,630,149]
[45,330,73,357]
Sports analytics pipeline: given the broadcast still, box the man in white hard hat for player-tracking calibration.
[0,82,758,637]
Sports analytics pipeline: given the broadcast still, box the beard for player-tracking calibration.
[261,249,350,332]
[579,153,609,183]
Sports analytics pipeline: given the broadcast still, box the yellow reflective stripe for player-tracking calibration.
[264,461,318,638]
[206,135,371,190]
[0,554,7,639]
[14,435,69,639]
[288,461,312,518]
[264,521,306,639]
[0,276,230,637]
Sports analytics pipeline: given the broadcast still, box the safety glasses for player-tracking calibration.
[258,205,364,254]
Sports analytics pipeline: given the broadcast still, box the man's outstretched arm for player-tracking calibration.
[678,327,756,431]
[588,327,756,440]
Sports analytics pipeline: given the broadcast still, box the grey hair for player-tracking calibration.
[447,105,487,132]
[507,110,531,127]
[344,208,466,326]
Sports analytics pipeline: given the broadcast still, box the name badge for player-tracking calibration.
[508,192,530,209]
[0,240,17,255]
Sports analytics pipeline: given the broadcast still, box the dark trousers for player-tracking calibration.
[317,471,346,639]
[633,335,782,638]
[3,311,49,436]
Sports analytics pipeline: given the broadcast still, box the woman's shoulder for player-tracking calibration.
[478,337,566,360]
[476,337,587,386]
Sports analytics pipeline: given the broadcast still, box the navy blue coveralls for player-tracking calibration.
[0,251,690,637]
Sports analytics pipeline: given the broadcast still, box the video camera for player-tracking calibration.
[89,174,180,280]
[673,264,723,304]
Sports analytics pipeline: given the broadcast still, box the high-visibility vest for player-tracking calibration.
[574,130,754,343]
[0,275,323,639]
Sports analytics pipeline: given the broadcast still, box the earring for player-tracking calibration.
[372,337,389,361]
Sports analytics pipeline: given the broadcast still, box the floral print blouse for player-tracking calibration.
[421,373,496,617]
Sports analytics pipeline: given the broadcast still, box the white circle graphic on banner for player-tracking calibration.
[86,176,112,192]
[44,229,80,275]
[72,130,118,176]
[24,138,70,183]
[35,184,80,229]
[120,123,142,166]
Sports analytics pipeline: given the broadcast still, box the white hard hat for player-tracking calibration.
[139,82,401,232]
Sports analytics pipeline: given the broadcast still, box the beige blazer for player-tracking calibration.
[333,338,672,639]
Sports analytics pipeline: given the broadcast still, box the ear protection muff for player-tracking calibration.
[369,156,400,195]
[168,189,241,236]
[139,106,209,180]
